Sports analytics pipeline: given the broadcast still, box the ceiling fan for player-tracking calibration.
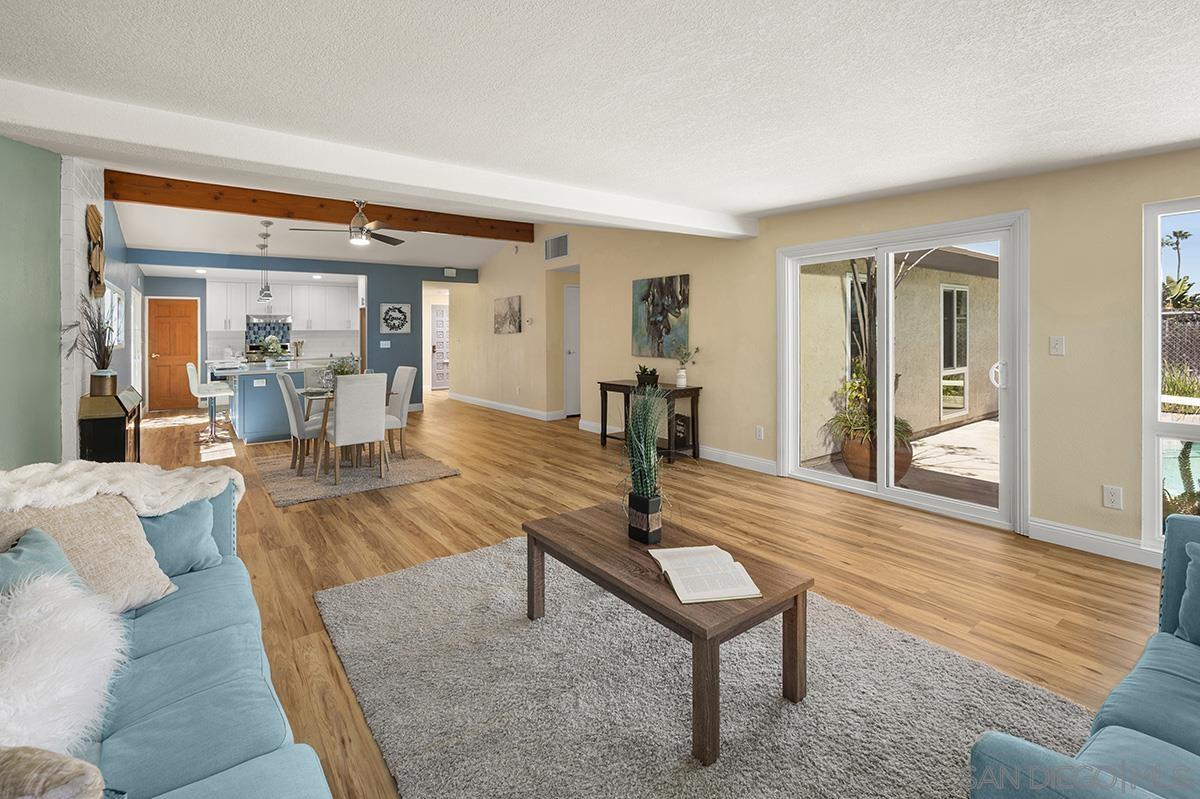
[290,200,406,247]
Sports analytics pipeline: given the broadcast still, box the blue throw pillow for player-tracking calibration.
[0,528,78,592]
[1175,541,1200,643]
[139,499,222,577]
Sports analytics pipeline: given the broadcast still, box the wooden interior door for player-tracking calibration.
[148,299,199,411]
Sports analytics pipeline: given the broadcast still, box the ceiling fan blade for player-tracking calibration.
[363,219,385,231]
[289,227,348,232]
[369,232,405,246]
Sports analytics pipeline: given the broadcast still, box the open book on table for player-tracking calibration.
[648,545,762,604]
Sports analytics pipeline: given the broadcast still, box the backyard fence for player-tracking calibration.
[1163,311,1200,372]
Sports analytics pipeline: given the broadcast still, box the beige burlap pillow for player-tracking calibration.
[0,496,175,612]
[0,746,105,799]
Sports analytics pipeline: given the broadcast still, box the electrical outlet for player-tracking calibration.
[515,385,520,396]
[755,425,764,441]
[1049,336,1066,356]
[379,340,391,349]
[1102,485,1123,510]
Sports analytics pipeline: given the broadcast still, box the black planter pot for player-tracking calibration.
[635,373,658,388]
[627,492,663,544]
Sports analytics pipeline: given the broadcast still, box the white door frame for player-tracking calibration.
[1141,196,1200,552]
[130,285,144,396]
[776,210,1030,532]
[563,283,581,416]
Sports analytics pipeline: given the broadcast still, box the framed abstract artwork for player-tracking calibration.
[494,296,522,334]
[632,274,689,357]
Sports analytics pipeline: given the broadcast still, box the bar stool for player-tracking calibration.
[186,362,234,443]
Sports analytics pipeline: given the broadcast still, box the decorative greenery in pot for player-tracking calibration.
[635,364,658,388]
[62,293,118,396]
[824,359,915,482]
[670,341,699,388]
[262,335,283,367]
[625,386,670,544]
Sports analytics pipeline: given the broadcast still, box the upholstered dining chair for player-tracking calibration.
[318,373,388,484]
[277,373,328,476]
[385,366,418,459]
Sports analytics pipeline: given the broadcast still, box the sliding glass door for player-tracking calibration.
[778,213,1026,530]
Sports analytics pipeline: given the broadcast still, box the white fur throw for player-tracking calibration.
[0,573,126,755]
[0,460,244,516]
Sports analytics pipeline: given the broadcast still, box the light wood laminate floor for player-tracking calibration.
[142,392,1161,799]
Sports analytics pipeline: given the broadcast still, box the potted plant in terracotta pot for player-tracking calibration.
[626,386,669,544]
[826,360,914,482]
[62,293,118,396]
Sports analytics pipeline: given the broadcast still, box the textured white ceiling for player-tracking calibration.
[115,203,505,268]
[3,0,1200,217]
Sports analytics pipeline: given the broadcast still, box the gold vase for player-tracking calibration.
[90,370,117,396]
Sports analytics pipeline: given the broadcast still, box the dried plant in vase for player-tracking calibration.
[670,341,699,387]
[62,292,118,396]
[625,385,670,544]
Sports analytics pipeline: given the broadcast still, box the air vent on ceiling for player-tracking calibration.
[544,234,568,260]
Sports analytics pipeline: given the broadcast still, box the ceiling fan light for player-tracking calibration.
[349,228,371,246]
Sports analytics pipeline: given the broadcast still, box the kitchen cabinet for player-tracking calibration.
[208,280,358,332]
[206,281,249,332]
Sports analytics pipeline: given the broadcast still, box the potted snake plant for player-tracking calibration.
[626,386,670,544]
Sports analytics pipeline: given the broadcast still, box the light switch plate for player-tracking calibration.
[379,340,391,349]
[1049,336,1066,356]
[253,379,266,387]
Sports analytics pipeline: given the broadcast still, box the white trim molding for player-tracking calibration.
[578,419,625,436]
[697,445,777,475]
[447,392,562,421]
[1028,517,1163,568]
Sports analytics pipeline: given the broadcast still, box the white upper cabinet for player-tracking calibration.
[206,279,359,332]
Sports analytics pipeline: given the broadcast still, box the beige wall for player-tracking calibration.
[454,145,1200,540]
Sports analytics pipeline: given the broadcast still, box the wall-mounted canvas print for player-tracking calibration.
[632,274,689,357]
[494,296,522,334]
[379,302,412,334]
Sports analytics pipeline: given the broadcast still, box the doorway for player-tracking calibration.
[430,304,450,389]
[147,298,200,411]
[777,212,1028,531]
[563,284,581,416]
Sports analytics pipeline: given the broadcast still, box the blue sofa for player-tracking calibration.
[970,515,1200,799]
[93,481,332,799]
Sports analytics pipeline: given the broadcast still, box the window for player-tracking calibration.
[940,285,968,418]
[1144,199,1200,549]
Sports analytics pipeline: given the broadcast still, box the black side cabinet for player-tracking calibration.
[79,387,142,462]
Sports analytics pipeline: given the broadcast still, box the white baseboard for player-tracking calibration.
[578,419,624,435]
[1028,517,1162,568]
[546,409,566,421]
[447,393,561,422]
[697,445,777,475]
[578,420,775,476]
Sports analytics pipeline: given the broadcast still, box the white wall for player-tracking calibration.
[58,157,103,460]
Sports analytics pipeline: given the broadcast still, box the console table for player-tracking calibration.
[597,380,701,462]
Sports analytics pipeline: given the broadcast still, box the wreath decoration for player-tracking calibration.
[383,304,409,332]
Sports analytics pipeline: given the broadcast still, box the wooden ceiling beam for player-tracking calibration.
[103,170,535,243]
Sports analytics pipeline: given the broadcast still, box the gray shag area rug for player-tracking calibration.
[252,449,459,506]
[315,538,1092,798]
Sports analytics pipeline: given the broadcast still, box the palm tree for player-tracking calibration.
[1162,229,1193,279]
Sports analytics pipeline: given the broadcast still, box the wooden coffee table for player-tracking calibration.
[522,502,814,765]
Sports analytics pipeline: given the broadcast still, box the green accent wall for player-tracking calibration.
[0,136,61,468]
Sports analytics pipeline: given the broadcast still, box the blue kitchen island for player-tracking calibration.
[211,361,330,444]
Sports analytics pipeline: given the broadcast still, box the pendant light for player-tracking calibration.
[256,221,273,303]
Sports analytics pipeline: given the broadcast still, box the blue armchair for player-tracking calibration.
[970,515,1200,799]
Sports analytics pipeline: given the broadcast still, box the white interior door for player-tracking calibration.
[563,284,581,416]
[431,304,450,389]
[778,212,1027,532]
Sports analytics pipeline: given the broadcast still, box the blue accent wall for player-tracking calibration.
[127,248,477,405]
[141,275,207,371]
[103,201,144,388]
